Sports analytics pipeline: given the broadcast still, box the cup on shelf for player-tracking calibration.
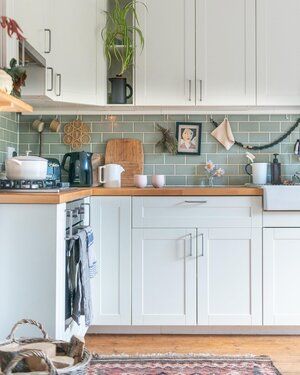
[134,174,148,188]
[151,174,165,188]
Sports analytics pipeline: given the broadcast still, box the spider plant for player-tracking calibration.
[101,0,146,76]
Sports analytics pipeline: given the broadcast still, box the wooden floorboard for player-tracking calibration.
[86,334,300,374]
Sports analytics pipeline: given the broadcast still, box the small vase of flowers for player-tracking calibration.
[204,160,225,186]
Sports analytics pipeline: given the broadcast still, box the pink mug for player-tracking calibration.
[134,174,148,188]
[151,175,165,188]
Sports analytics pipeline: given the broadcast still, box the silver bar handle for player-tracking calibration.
[80,202,91,226]
[199,233,204,257]
[188,79,192,101]
[56,74,62,96]
[199,79,203,102]
[184,200,207,204]
[44,29,51,53]
[189,233,193,257]
[47,67,54,92]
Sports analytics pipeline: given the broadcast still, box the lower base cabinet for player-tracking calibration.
[131,227,262,326]
[91,197,131,325]
[264,228,300,325]
[198,228,262,326]
[132,228,197,325]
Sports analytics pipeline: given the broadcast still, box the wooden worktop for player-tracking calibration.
[0,186,262,204]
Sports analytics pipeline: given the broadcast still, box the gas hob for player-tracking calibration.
[0,179,70,193]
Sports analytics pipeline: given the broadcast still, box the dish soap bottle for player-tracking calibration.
[271,153,281,185]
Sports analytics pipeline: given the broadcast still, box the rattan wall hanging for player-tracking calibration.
[63,119,91,149]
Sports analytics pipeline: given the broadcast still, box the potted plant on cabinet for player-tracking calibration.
[101,0,145,104]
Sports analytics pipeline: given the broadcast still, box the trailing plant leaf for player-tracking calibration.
[101,0,146,76]
[156,123,178,155]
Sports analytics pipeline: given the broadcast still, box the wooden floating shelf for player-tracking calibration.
[0,90,33,113]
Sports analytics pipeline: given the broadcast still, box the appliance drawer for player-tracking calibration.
[132,196,262,228]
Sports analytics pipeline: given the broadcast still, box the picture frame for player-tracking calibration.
[176,122,202,155]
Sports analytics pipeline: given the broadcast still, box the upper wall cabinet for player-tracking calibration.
[49,0,105,105]
[195,0,256,106]
[14,0,50,57]
[135,0,195,106]
[257,0,300,106]
[135,0,256,106]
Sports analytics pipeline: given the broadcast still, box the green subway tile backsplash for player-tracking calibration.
[0,113,18,170]
[17,113,300,185]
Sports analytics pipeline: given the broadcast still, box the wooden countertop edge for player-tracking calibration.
[0,187,263,204]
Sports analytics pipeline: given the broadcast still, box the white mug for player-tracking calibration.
[152,175,165,188]
[134,174,147,188]
[245,162,268,185]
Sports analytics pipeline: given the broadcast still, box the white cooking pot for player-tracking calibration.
[5,151,48,180]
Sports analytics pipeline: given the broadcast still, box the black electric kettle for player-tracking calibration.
[61,151,93,187]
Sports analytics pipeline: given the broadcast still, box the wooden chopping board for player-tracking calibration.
[105,139,144,187]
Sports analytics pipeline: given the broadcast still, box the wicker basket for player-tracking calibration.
[0,319,91,374]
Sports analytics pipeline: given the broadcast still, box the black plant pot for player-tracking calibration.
[109,76,133,104]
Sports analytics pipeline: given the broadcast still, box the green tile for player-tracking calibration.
[167,114,186,121]
[249,133,269,142]
[229,176,250,185]
[228,115,249,121]
[206,154,227,164]
[43,133,61,143]
[155,165,174,175]
[123,133,144,141]
[239,122,259,132]
[228,154,245,164]
[186,155,206,164]
[281,122,294,131]
[134,122,155,132]
[270,115,290,121]
[249,115,270,121]
[165,155,185,164]
[82,115,102,122]
[143,144,154,153]
[144,165,154,175]
[175,165,196,175]
[91,122,113,132]
[260,122,280,132]
[186,176,202,185]
[166,176,186,185]
[90,133,102,143]
[281,143,294,154]
[144,132,161,143]
[91,143,106,153]
[113,122,133,132]
[201,144,217,153]
[50,143,71,154]
[122,115,143,122]
[103,133,122,142]
[219,165,239,175]
[144,154,164,164]
[186,115,206,121]
[19,133,39,143]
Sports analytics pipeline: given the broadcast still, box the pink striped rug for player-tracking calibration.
[89,353,281,374]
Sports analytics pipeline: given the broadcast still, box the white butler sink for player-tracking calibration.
[263,185,300,210]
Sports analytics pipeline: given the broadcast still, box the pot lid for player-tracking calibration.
[11,150,47,162]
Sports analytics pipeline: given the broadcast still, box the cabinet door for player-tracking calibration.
[49,0,104,105]
[135,0,195,105]
[14,0,49,56]
[195,0,256,105]
[91,197,131,325]
[264,228,300,325]
[198,228,262,325]
[132,228,197,325]
[257,0,300,105]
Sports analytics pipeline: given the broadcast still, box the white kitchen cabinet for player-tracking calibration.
[48,0,105,105]
[91,197,131,325]
[13,0,50,57]
[257,0,300,105]
[0,0,19,68]
[264,228,300,325]
[195,0,256,105]
[198,228,262,325]
[135,0,195,105]
[132,228,197,325]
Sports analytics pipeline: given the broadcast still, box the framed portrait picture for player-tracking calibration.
[176,122,202,155]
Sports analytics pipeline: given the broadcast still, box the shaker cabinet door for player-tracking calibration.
[195,0,256,105]
[198,228,262,325]
[135,0,195,105]
[132,228,197,325]
[91,197,131,325]
[257,0,300,105]
[264,228,300,325]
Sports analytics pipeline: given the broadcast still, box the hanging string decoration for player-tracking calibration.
[210,117,300,150]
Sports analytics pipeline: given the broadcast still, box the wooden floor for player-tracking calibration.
[86,334,300,374]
